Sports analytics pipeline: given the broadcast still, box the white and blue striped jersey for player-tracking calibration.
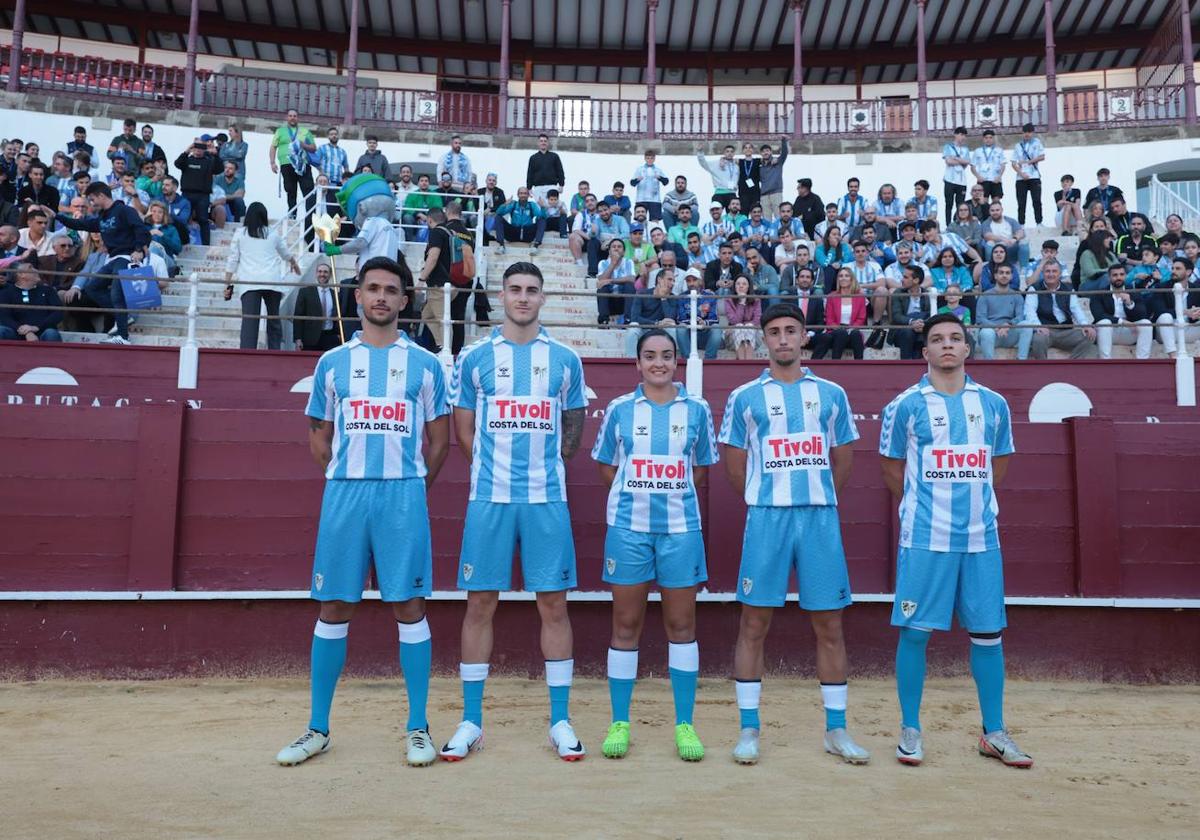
[879,374,1015,553]
[451,326,588,504]
[592,384,718,534]
[838,193,867,227]
[719,369,859,507]
[306,332,449,480]
[1011,136,1045,181]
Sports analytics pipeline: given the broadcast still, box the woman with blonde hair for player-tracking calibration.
[823,267,868,359]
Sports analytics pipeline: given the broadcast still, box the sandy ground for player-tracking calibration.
[2,677,1197,839]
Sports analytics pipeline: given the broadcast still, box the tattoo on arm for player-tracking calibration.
[561,408,585,460]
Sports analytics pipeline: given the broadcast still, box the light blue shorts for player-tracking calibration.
[311,479,432,603]
[737,505,852,610]
[891,547,1007,632]
[602,527,707,588]
[458,500,577,592]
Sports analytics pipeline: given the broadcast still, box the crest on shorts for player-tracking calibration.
[313,573,324,591]
[900,600,918,618]
[606,557,617,575]
[741,577,753,595]
[462,563,474,581]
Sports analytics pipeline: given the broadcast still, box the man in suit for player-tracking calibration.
[792,266,832,359]
[1090,264,1153,359]
[292,261,359,351]
[889,264,934,360]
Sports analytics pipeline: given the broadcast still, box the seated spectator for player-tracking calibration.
[774,227,802,275]
[1127,243,1177,354]
[586,201,631,277]
[1115,214,1157,264]
[873,183,904,233]
[603,182,632,220]
[744,246,780,306]
[667,204,700,249]
[703,243,745,295]
[739,205,775,258]
[814,226,852,289]
[115,172,150,216]
[931,246,974,295]
[106,155,129,189]
[355,136,389,176]
[0,224,27,265]
[779,244,819,297]
[948,201,983,252]
[567,180,591,227]
[1090,263,1153,359]
[700,200,734,249]
[493,186,546,255]
[681,232,707,272]
[1163,214,1194,249]
[0,175,18,227]
[976,262,1047,359]
[938,283,972,325]
[857,224,891,269]
[723,275,762,359]
[649,227,686,283]
[1084,199,1109,232]
[1077,229,1120,291]
[146,201,182,273]
[1084,168,1123,214]
[66,126,94,161]
[1107,196,1152,239]
[674,267,721,359]
[837,178,867,228]
[541,189,570,239]
[910,179,939,223]
[1024,262,1099,358]
[1164,257,1200,352]
[597,239,637,325]
[848,206,890,246]
[35,232,83,291]
[627,225,657,286]
[723,197,748,231]
[623,266,677,357]
[792,266,832,358]
[823,267,868,359]
[18,162,60,221]
[813,203,848,239]
[967,183,990,222]
[136,159,165,201]
[631,203,663,238]
[402,174,444,237]
[392,164,418,207]
[211,161,247,224]
[18,208,54,257]
[974,243,1016,292]
[889,264,932,360]
[161,177,192,236]
[884,241,932,292]
[980,201,1029,267]
[292,261,358,352]
[661,176,698,230]
[1055,174,1083,236]
[0,263,63,342]
[921,219,979,266]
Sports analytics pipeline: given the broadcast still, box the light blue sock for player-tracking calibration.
[546,658,574,725]
[821,682,848,731]
[736,679,761,730]
[308,620,348,735]
[607,648,638,723]
[824,707,847,730]
[461,662,488,727]
[397,618,431,732]
[970,638,1006,733]
[739,707,760,729]
[896,627,930,730]
[668,640,700,726]
[609,678,635,722]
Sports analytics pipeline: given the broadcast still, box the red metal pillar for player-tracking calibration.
[646,0,659,138]
[915,0,928,136]
[182,0,200,109]
[1182,0,1197,125]
[6,0,26,93]
[345,0,360,125]
[498,0,512,133]
[1044,0,1058,132]
[792,0,805,138]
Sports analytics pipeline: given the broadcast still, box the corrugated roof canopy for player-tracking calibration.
[2,0,1194,85]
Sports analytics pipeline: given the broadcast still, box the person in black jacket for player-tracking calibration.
[54,182,151,344]
[792,266,832,359]
[736,142,762,212]
[292,261,358,351]
[1090,264,1153,359]
[0,263,63,341]
[790,178,825,239]
[525,134,565,208]
[175,140,222,246]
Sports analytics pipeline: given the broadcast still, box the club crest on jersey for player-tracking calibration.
[900,600,918,618]
[804,400,818,414]
[606,557,617,575]
[462,563,474,581]
[671,423,685,437]
[741,577,753,595]
[314,573,324,591]
[533,365,547,377]
[967,412,981,426]
[390,368,404,380]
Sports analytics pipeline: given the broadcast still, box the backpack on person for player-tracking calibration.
[439,223,476,288]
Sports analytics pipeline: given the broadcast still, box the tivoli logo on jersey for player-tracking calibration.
[921,445,991,483]
[487,397,557,433]
[342,397,414,436]
[762,432,828,473]
[622,455,691,494]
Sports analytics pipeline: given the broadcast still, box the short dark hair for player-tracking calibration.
[366,134,379,142]
[451,134,461,141]
[503,260,545,287]
[923,312,966,336]
[357,256,408,294]
[613,181,625,189]
[798,178,812,188]
[687,232,700,241]
[1097,168,1110,176]
[1021,122,1035,132]
[547,189,559,198]
[123,118,136,128]
[25,207,47,221]
[74,125,86,134]
[597,200,610,208]
[1108,264,1128,276]
[953,126,967,135]
[982,129,995,137]
[1140,244,1159,257]
[1174,256,1195,272]
[1061,174,1075,183]
[84,182,112,198]
[760,302,805,330]
[914,179,930,190]
[538,133,549,141]
[635,327,677,356]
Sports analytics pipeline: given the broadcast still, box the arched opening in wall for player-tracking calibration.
[1136,159,1200,227]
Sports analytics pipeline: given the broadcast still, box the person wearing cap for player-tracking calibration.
[0,262,64,341]
[700,200,734,250]
[661,175,698,231]
[175,137,222,246]
[626,224,655,286]
[969,130,1006,207]
[718,301,868,766]
[674,267,721,359]
[1026,239,1066,289]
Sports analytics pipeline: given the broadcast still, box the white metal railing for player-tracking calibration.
[1148,174,1200,232]
[1174,283,1196,407]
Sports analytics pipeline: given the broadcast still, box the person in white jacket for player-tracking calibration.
[224,201,302,349]
[696,144,739,209]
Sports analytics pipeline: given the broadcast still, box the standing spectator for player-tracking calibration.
[317,127,350,187]
[724,275,762,359]
[662,176,698,231]
[416,208,453,351]
[526,134,566,207]
[675,267,721,359]
[211,161,247,224]
[823,267,868,359]
[1023,262,1099,358]
[269,109,317,244]
[65,126,94,161]
[219,125,249,177]
[630,151,668,221]
[1091,264,1153,359]
[54,182,151,345]
[439,135,473,191]
[889,265,933,360]
[223,201,301,350]
[355,136,390,176]
[140,125,167,165]
[107,118,145,172]
[596,239,637,324]
[17,162,60,220]
[1084,168,1123,214]
[976,263,1046,359]
[970,129,1006,205]
[791,178,825,238]
[941,127,971,226]
[175,139,221,246]
[696,145,738,208]
[492,186,546,255]
[736,142,761,212]
[1011,122,1045,228]
[292,261,358,352]
[0,263,63,342]
[18,208,53,257]
[757,139,789,221]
